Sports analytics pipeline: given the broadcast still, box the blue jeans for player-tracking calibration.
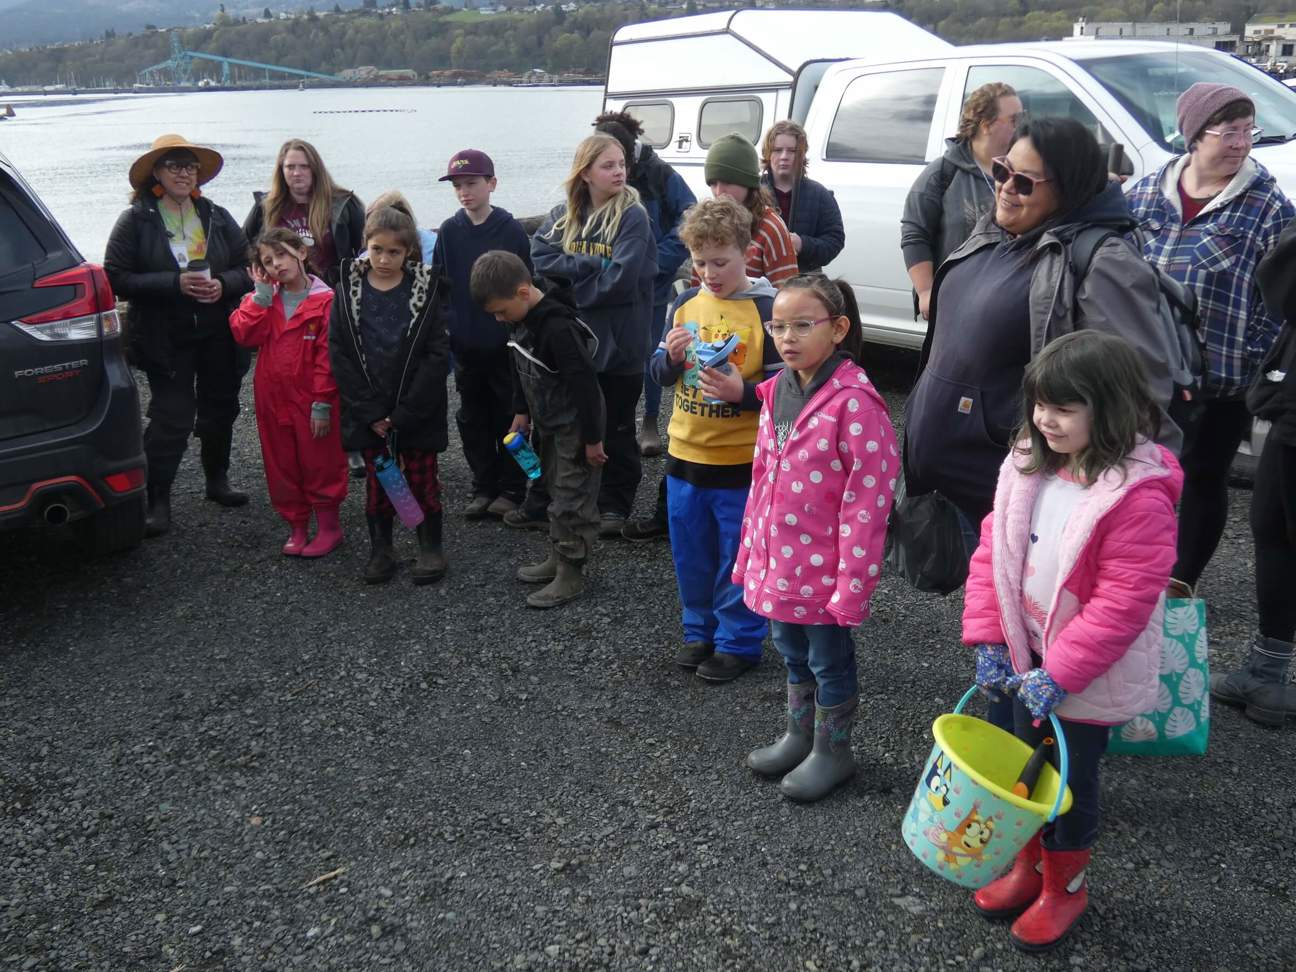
[667,475,766,659]
[771,621,858,707]
[642,301,669,417]
[1013,698,1109,851]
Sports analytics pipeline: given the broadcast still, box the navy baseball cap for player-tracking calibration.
[439,149,495,181]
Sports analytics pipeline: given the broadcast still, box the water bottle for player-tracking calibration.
[503,432,542,480]
[373,453,425,528]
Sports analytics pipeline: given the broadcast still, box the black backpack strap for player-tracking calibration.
[1068,225,1120,283]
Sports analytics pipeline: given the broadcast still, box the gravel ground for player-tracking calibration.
[2,349,1294,972]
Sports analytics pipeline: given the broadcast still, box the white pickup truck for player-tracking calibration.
[604,9,1296,350]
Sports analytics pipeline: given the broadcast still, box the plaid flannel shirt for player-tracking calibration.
[1127,158,1294,399]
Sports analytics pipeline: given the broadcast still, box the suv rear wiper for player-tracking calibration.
[1254,132,1296,145]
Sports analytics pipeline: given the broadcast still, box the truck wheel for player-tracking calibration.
[76,494,146,557]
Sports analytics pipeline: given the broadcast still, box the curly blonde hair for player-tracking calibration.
[956,82,1018,143]
[680,197,752,254]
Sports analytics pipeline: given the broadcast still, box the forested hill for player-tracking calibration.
[0,0,1271,89]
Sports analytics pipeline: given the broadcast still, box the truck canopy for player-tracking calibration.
[606,9,952,97]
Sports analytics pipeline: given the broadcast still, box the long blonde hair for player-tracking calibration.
[261,139,350,249]
[552,133,641,253]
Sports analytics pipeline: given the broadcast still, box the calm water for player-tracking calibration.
[0,86,604,262]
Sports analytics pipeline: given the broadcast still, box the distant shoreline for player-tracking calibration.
[0,79,606,99]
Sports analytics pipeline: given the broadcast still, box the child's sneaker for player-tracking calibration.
[696,652,757,683]
[503,507,548,530]
[486,495,519,518]
[465,495,492,520]
[675,641,714,671]
[597,512,626,538]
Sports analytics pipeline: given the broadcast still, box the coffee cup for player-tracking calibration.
[186,259,211,280]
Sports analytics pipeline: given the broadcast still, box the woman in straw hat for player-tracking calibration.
[105,133,253,538]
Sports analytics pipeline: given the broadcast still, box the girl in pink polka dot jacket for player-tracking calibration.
[733,275,898,803]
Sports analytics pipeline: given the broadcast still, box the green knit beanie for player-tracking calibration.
[704,133,760,190]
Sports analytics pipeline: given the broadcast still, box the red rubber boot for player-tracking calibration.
[972,833,1042,919]
[1010,847,1090,952]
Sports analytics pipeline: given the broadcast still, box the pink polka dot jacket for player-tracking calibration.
[733,359,898,627]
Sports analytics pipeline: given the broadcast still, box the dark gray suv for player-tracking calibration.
[1,149,147,555]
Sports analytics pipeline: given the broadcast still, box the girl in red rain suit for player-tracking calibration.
[230,228,348,556]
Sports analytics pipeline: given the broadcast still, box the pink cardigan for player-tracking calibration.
[962,439,1183,725]
[733,360,897,626]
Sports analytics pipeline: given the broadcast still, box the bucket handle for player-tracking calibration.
[954,685,1070,824]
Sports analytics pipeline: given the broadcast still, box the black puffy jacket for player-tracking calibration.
[243,190,365,287]
[329,258,450,453]
[104,195,251,376]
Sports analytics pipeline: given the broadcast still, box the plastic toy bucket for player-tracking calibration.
[900,686,1073,889]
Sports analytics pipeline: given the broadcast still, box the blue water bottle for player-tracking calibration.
[373,453,426,528]
[503,432,542,480]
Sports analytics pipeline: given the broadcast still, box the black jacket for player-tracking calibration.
[329,258,449,453]
[432,207,532,355]
[508,280,605,444]
[243,190,366,287]
[104,195,251,376]
[761,172,845,273]
[1256,218,1296,446]
[900,138,997,272]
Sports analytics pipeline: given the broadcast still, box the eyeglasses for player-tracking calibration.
[1202,126,1263,146]
[764,317,832,339]
[160,160,200,175]
[991,157,1052,197]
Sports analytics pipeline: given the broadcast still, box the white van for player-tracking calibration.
[605,13,1296,349]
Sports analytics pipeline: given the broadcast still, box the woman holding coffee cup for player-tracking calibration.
[105,133,253,537]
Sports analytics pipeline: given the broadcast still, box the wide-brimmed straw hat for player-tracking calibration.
[129,134,224,190]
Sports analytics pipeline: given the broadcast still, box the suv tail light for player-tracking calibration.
[14,264,121,342]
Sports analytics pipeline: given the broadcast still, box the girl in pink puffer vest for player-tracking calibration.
[734,276,897,805]
[964,330,1182,954]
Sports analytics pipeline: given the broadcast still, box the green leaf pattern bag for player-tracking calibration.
[1108,598,1210,756]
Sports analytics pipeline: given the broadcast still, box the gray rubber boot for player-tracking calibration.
[527,558,584,609]
[748,680,817,777]
[516,548,558,584]
[1210,636,1296,727]
[780,695,858,803]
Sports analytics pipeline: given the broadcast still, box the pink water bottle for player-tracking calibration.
[373,454,425,528]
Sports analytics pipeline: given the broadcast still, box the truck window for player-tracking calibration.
[698,97,764,148]
[964,65,1114,148]
[826,68,944,164]
[624,102,674,149]
[1082,50,1296,152]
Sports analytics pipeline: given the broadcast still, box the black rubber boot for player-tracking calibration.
[748,680,817,777]
[144,483,171,539]
[1211,636,1296,726]
[411,512,447,585]
[779,695,858,802]
[364,515,397,585]
[201,433,249,508]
